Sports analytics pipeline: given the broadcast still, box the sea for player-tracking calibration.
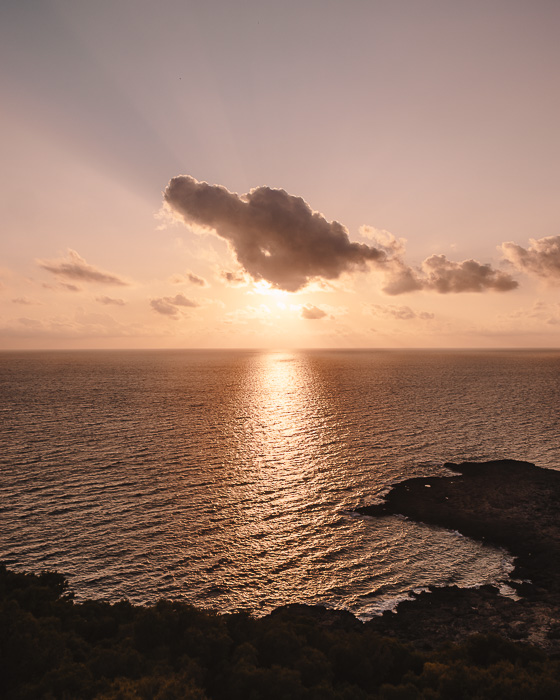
[1,349,559,620]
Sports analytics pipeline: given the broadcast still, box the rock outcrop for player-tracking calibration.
[356,460,560,651]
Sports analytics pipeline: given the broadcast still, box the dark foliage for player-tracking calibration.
[2,564,560,699]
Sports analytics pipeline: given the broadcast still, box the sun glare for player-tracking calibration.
[251,281,291,299]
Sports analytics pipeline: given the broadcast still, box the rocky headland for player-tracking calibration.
[355,459,560,652]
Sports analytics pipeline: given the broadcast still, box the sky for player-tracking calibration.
[1,0,560,349]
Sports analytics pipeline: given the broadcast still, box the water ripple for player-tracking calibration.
[1,349,559,616]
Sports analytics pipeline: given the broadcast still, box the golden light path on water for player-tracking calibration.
[160,351,515,617]
[4,349,559,617]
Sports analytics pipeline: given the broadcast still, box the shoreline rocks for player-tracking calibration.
[354,460,560,651]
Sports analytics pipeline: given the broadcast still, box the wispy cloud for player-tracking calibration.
[95,296,126,306]
[170,271,209,287]
[369,304,434,320]
[11,297,38,306]
[506,300,560,326]
[1,311,151,341]
[42,281,81,292]
[37,249,129,286]
[186,271,208,287]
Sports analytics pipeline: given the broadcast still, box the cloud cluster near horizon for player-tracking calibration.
[165,176,519,296]
[38,250,128,286]
[370,304,434,321]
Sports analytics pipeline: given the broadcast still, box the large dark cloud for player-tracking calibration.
[164,176,387,292]
[383,255,518,295]
[38,249,128,286]
[501,236,560,281]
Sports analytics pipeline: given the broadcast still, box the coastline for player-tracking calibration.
[4,459,560,697]
[355,460,560,651]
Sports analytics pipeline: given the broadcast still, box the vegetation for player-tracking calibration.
[2,564,560,699]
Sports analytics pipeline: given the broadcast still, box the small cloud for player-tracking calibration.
[219,269,251,287]
[501,236,560,281]
[369,304,434,321]
[301,304,327,320]
[12,297,37,305]
[170,271,209,287]
[150,293,199,318]
[151,299,179,317]
[171,293,198,307]
[96,296,126,306]
[186,271,208,287]
[37,249,129,286]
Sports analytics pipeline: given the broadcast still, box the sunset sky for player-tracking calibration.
[1,0,560,349]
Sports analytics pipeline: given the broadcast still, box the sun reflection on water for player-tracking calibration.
[211,351,515,616]
[247,352,315,466]
[0,349,526,617]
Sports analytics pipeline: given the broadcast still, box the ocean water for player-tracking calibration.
[1,349,559,619]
